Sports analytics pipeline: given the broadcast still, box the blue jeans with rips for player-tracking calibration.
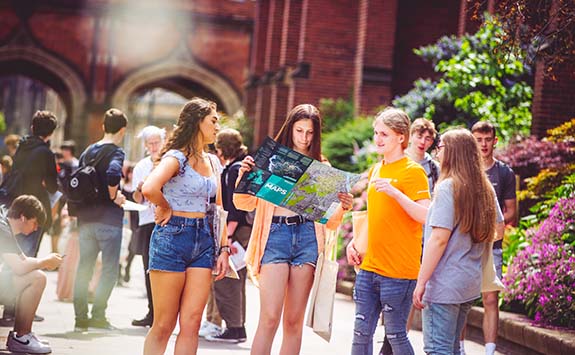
[73,222,122,321]
[351,270,416,355]
[422,301,474,355]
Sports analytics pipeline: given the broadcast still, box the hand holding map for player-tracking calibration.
[235,137,361,223]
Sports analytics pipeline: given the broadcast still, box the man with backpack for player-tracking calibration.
[72,108,128,332]
[8,111,59,257]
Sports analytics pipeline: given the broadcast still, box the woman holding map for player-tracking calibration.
[346,107,431,355]
[233,104,353,355]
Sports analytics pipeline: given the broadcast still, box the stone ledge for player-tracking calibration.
[336,281,575,355]
[466,307,575,355]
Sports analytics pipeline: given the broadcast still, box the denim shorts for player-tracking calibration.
[261,220,318,267]
[149,215,214,272]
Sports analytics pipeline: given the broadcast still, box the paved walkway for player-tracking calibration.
[1,240,495,354]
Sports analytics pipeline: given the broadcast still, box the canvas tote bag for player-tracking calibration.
[481,241,504,292]
[305,228,339,342]
[351,162,382,263]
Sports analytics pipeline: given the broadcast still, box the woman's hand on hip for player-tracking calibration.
[154,205,172,226]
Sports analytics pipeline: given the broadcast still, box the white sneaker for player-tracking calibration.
[8,331,50,345]
[198,321,222,338]
[7,331,52,354]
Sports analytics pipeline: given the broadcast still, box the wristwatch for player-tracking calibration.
[219,245,231,255]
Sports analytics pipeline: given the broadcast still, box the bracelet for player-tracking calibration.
[219,245,231,255]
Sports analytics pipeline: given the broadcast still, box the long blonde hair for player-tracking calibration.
[439,128,497,243]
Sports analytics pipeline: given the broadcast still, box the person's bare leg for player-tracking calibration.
[175,268,212,355]
[12,270,46,335]
[143,271,185,355]
[251,264,289,355]
[279,264,315,355]
[482,291,499,354]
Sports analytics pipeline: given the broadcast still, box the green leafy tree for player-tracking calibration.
[394,19,533,143]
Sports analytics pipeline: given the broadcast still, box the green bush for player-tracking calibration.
[393,17,533,144]
[319,97,355,134]
[322,116,374,173]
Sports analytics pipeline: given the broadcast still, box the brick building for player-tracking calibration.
[0,0,254,148]
[245,0,575,146]
[0,0,572,149]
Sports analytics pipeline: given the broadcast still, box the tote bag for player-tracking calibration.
[481,241,504,292]
[351,162,382,264]
[305,228,339,342]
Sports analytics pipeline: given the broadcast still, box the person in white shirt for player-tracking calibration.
[131,126,165,327]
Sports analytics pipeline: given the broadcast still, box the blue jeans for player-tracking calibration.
[352,270,416,355]
[73,222,122,321]
[422,301,474,355]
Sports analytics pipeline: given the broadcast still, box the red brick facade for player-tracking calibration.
[0,0,254,145]
[0,0,572,147]
[246,0,574,145]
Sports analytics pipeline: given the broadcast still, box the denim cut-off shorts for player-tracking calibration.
[149,215,214,272]
[261,221,318,267]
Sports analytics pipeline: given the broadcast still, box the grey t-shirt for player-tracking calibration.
[0,212,21,268]
[418,153,440,193]
[486,160,516,249]
[422,179,503,304]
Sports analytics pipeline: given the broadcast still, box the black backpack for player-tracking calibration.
[65,145,116,206]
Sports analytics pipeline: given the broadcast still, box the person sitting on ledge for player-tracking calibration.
[0,195,63,354]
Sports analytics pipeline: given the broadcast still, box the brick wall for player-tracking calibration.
[0,8,19,40]
[393,0,461,97]
[531,61,575,136]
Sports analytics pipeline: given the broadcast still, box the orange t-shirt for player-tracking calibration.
[360,156,430,280]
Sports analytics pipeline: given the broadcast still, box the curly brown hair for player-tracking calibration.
[160,97,216,163]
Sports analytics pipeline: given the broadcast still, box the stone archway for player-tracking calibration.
[0,45,87,139]
[112,62,242,115]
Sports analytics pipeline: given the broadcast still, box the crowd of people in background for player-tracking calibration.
[0,98,515,355]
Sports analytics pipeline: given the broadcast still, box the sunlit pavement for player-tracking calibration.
[0,237,495,354]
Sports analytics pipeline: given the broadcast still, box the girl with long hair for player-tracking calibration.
[412,128,503,354]
[142,98,229,355]
[346,107,431,355]
[234,104,353,355]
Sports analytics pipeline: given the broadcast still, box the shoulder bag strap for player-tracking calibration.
[206,154,223,207]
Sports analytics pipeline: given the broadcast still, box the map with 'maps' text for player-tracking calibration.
[235,137,360,223]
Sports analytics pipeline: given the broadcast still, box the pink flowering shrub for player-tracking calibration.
[503,197,575,328]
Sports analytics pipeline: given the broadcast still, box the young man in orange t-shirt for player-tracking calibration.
[347,108,430,355]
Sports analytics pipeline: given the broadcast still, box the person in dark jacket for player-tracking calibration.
[11,111,58,257]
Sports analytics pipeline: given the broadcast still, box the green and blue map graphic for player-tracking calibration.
[235,137,361,223]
